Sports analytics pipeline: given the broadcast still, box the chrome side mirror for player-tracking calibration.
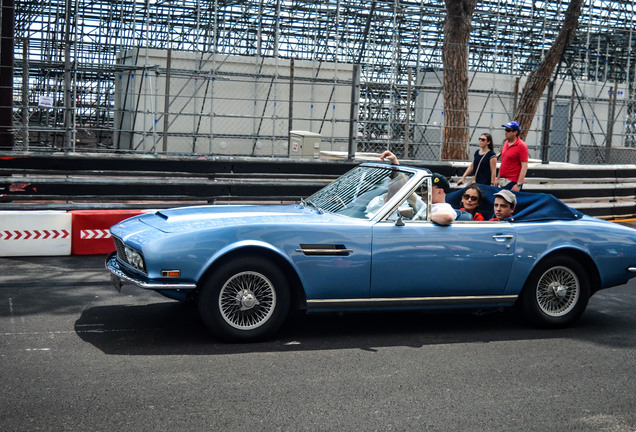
[395,206,414,226]
[398,206,414,219]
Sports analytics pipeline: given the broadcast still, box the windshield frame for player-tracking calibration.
[304,162,431,222]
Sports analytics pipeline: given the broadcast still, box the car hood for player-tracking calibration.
[138,203,351,233]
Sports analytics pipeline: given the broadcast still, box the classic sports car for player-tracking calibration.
[106,162,636,341]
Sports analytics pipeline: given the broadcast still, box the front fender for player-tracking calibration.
[195,239,297,284]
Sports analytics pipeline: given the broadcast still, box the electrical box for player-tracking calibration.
[289,130,322,159]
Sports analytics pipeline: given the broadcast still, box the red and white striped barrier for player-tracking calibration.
[70,210,147,255]
[0,211,72,256]
[1,229,70,240]
[0,209,156,257]
[79,229,112,240]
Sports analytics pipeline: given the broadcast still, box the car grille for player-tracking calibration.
[112,236,129,265]
[112,236,147,275]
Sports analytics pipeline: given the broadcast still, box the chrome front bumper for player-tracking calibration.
[105,252,197,292]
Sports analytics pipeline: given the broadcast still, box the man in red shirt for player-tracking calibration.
[496,120,528,191]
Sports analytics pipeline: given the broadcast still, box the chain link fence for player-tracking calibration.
[111,51,356,157]
[359,70,636,165]
[7,49,636,164]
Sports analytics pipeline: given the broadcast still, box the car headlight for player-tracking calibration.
[124,246,146,273]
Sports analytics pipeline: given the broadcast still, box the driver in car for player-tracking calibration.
[364,168,423,218]
[380,151,456,225]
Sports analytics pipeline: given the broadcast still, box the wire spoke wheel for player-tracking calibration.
[199,256,290,341]
[522,256,590,328]
[535,265,580,317]
[219,271,277,330]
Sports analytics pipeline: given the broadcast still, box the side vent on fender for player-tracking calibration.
[295,244,353,256]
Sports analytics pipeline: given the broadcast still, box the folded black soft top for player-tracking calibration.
[447,185,584,222]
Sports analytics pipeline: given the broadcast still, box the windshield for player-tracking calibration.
[305,165,415,219]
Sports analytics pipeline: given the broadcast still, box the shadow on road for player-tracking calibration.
[74,298,634,356]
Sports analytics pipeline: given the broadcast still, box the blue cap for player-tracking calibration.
[502,121,520,132]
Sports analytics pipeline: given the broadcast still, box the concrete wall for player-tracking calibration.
[414,70,629,163]
[114,50,356,155]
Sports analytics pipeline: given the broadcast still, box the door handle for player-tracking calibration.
[493,234,514,241]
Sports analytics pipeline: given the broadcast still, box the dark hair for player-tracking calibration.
[464,183,482,203]
[481,133,494,151]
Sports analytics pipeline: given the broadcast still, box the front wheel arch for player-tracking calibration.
[197,246,306,312]
[197,254,291,341]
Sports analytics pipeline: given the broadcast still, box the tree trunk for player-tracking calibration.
[442,0,476,161]
[514,0,583,141]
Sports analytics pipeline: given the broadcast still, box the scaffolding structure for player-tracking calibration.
[6,0,636,162]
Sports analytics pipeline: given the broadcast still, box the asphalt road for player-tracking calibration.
[1,255,635,432]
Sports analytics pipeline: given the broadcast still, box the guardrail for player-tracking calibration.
[1,153,635,219]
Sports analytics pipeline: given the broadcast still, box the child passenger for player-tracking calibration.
[490,190,516,221]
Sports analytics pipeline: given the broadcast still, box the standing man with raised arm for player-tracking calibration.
[496,121,529,191]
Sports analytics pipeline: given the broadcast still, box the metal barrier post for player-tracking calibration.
[21,37,28,151]
[348,64,360,161]
[605,81,618,163]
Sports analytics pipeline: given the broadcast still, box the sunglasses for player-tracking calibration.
[479,138,487,141]
[505,128,514,132]
[462,193,479,202]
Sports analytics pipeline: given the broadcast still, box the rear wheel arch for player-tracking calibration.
[520,250,596,328]
[532,248,600,293]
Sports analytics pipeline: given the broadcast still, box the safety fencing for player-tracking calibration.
[0,209,150,257]
[8,49,636,165]
[1,153,635,257]
[6,0,636,165]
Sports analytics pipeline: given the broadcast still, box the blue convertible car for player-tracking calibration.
[106,162,636,341]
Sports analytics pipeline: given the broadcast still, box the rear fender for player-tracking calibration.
[520,247,601,295]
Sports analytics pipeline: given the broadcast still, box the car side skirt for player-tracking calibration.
[306,295,518,311]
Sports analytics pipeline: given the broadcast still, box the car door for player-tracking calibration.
[291,223,374,300]
[370,220,516,297]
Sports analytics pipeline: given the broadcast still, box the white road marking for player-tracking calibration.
[9,297,14,325]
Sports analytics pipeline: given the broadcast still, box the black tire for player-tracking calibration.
[198,256,290,342]
[520,256,590,328]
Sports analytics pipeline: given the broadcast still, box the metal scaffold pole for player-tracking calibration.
[4,0,634,161]
[0,0,15,149]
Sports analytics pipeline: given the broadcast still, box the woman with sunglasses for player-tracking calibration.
[460,184,485,221]
[457,133,497,186]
